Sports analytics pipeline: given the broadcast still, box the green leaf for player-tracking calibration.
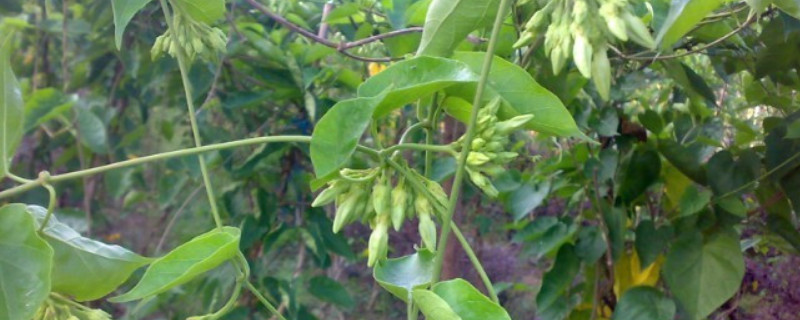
[658,139,708,185]
[172,0,226,24]
[536,244,580,312]
[507,180,550,221]
[310,93,386,178]
[450,52,584,138]
[663,228,744,319]
[786,118,800,139]
[414,279,510,320]
[412,289,462,320]
[358,56,479,118]
[774,0,800,19]
[111,0,153,50]
[679,185,712,217]
[635,221,671,268]
[655,0,730,49]
[26,206,152,301]
[575,226,607,264]
[76,108,108,154]
[0,35,23,181]
[416,0,502,57]
[23,88,75,132]
[110,227,241,302]
[618,148,661,204]
[308,275,355,309]
[373,249,435,302]
[0,204,53,320]
[706,150,761,196]
[612,286,676,320]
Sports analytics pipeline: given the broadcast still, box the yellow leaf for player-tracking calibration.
[614,250,663,297]
[368,62,387,77]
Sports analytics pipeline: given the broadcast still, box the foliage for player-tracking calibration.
[1,0,800,319]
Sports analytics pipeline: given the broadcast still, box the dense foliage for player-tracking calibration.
[2,0,800,319]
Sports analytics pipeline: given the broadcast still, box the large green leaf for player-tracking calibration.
[536,244,580,312]
[414,278,511,320]
[308,275,355,309]
[373,249,435,302]
[23,88,75,132]
[310,93,386,178]
[110,227,241,302]
[76,108,109,154]
[774,0,800,19]
[412,289,462,320]
[111,0,153,50]
[0,204,53,320]
[657,139,707,185]
[27,206,152,302]
[612,286,676,320]
[655,0,730,49]
[172,0,226,24]
[618,148,661,204]
[663,228,744,319]
[416,0,501,57]
[358,56,479,118]
[449,52,583,138]
[706,150,761,196]
[0,35,23,181]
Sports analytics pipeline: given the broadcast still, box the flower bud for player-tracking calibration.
[591,45,612,101]
[513,31,536,49]
[367,215,390,267]
[471,138,487,150]
[312,181,347,207]
[333,189,361,233]
[467,152,491,166]
[391,181,408,231]
[573,33,593,78]
[467,169,499,198]
[418,211,437,251]
[622,11,655,49]
[495,114,534,135]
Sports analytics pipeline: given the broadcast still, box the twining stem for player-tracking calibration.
[386,158,498,303]
[245,281,288,320]
[452,224,499,303]
[381,143,456,157]
[0,136,314,200]
[431,0,511,284]
[158,0,223,230]
[38,182,57,232]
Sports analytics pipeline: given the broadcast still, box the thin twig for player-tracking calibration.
[244,0,418,62]
[610,14,757,62]
[154,186,203,254]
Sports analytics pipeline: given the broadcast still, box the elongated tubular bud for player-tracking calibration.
[390,182,408,231]
[592,44,612,101]
[423,178,449,211]
[495,114,534,135]
[367,215,390,267]
[372,180,390,215]
[332,190,361,233]
[312,181,347,207]
[573,33,593,78]
[418,211,437,251]
[622,11,655,49]
[467,152,492,166]
[467,169,499,198]
[513,31,536,49]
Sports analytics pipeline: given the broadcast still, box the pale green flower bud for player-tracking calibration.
[368,215,390,267]
[495,114,534,135]
[622,11,655,49]
[573,33,593,78]
[467,152,491,166]
[418,211,437,251]
[333,189,361,233]
[591,45,612,101]
[391,180,409,231]
[471,138,487,150]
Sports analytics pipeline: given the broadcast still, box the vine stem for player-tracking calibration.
[245,281,288,320]
[431,0,511,284]
[452,224,499,303]
[0,136,314,200]
[158,0,223,230]
[386,158,498,303]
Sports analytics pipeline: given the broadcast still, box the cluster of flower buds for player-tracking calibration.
[460,98,532,198]
[33,297,111,320]
[312,167,448,266]
[151,10,227,63]
[514,0,655,100]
